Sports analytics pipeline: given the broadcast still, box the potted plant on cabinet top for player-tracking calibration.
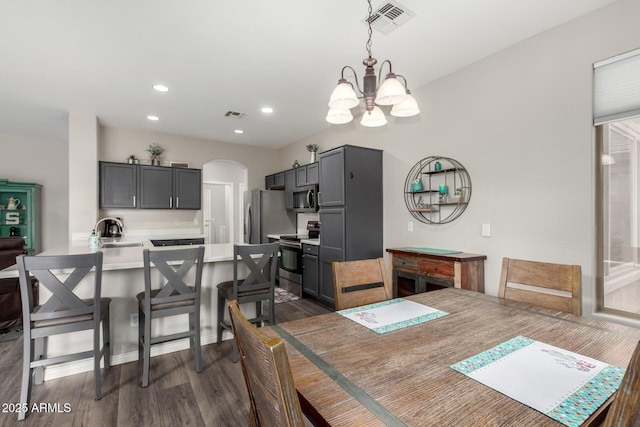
[147,143,165,165]
[306,144,319,163]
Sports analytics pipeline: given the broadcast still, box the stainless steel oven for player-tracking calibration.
[278,237,303,293]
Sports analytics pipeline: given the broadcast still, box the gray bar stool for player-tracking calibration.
[137,246,205,387]
[216,242,279,362]
[16,251,110,421]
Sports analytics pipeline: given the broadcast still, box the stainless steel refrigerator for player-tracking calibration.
[244,189,295,243]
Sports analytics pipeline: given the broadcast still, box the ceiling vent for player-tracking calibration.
[363,1,416,35]
[224,111,246,119]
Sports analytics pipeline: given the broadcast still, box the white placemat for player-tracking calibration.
[451,336,625,426]
[337,298,448,334]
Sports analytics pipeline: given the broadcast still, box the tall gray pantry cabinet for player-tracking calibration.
[318,145,383,308]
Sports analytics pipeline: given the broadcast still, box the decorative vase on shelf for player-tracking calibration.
[306,144,319,164]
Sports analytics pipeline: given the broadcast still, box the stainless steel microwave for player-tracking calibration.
[291,185,318,212]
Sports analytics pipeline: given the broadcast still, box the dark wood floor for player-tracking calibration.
[0,298,331,427]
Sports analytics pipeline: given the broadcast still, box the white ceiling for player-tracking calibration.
[0,0,617,148]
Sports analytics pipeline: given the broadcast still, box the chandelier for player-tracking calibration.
[326,0,420,127]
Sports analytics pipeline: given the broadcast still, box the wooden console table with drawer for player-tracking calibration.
[386,247,486,296]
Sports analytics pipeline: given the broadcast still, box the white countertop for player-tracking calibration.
[0,240,236,277]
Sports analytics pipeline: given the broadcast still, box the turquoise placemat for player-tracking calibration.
[401,247,462,255]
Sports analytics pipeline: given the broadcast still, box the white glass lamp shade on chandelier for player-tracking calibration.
[326,0,420,127]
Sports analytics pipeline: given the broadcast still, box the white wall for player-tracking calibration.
[68,112,99,240]
[278,0,640,317]
[0,132,68,251]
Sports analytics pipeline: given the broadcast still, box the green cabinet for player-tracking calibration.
[0,179,41,254]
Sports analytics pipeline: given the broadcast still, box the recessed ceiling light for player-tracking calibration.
[234,129,244,134]
[147,115,159,121]
[153,84,169,92]
[261,107,274,114]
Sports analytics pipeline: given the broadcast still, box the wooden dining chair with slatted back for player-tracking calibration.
[603,340,640,427]
[137,246,205,387]
[498,257,582,315]
[16,251,111,421]
[227,300,305,427]
[332,258,393,310]
[216,242,279,362]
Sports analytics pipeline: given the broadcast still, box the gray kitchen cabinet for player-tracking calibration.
[302,243,319,297]
[151,238,205,246]
[284,169,295,209]
[99,162,137,208]
[306,162,319,185]
[178,238,205,245]
[318,145,383,308]
[173,167,201,209]
[138,165,172,209]
[265,172,285,189]
[295,162,319,187]
[265,174,275,189]
[100,162,201,210]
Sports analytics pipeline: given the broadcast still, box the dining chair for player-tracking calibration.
[227,300,305,427]
[498,257,582,315]
[603,340,640,427]
[332,258,392,310]
[216,242,279,362]
[137,246,205,387]
[16,251,110,421]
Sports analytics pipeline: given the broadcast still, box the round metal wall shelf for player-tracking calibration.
[404,156,472,224]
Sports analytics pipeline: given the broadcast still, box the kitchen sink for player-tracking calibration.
[100,241,143,248]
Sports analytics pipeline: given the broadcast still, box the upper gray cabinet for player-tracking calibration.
[99,162,201,210]
[284,169,296,209]
[173,167,201,209]
[138,165,173,209]
[100,162,137,208]
[295,163,319,187]
[265,171,285,190]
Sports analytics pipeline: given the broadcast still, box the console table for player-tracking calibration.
[386,247,486,296]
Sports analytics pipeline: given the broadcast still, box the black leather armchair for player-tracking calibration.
[0,237,38,330]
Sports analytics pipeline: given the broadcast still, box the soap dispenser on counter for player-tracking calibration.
[89,230,99,249]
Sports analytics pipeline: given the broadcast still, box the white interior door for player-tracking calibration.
[204,182,233,243]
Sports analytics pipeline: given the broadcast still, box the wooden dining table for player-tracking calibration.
[267,288,640,426]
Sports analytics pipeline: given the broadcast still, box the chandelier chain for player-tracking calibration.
[365,0,373,58]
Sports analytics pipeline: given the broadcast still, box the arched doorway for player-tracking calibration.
[202,160,247,244]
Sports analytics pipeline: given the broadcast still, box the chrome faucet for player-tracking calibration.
[93,217,124,238]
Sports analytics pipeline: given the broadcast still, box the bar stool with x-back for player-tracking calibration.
[137,246,205,387]
[16,251,110,421]
[216,243,279,362]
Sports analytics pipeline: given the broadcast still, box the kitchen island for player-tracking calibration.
[0,240,256,380]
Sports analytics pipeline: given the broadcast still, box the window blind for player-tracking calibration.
[593,48,640,125]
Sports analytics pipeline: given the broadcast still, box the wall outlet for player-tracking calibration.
[130,313,138,327]
[407,221,413,232]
